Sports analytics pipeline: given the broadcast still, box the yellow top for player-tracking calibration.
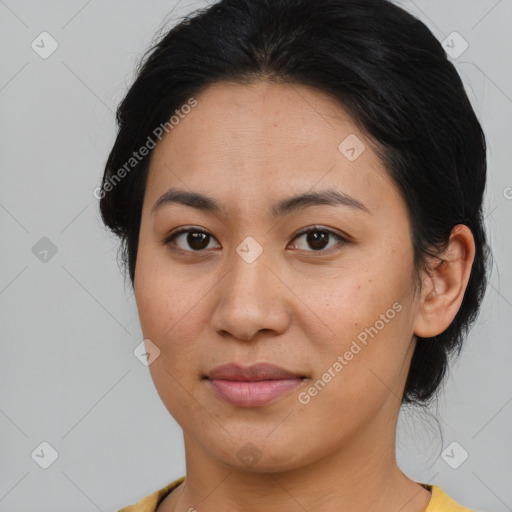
[117,477,477,512]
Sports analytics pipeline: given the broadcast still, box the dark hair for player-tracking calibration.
[99,0,490,406]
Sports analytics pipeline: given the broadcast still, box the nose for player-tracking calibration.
[209,245,292,342]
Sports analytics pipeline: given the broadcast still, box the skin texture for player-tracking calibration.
[133,80,476,512]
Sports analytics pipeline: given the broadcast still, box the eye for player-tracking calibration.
[288,226,348,253]
[162,225,348,255]
[162,227,220,253]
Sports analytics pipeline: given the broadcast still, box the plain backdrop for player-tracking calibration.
[1,1,511,511]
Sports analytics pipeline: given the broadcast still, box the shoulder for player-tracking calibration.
[117,476,186,512]
[117,478,478,512]
[426,485,480,512]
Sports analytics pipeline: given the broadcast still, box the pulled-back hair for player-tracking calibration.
[99,0,490,405]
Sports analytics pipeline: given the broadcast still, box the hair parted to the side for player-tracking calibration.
[99,0,491,406]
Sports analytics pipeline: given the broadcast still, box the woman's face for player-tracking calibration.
[134,80,423,471]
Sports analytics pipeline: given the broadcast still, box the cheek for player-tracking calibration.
[296,253,414,399]
[133,250,220,402]
[134,255,212,425]
[135,275,208,361]
[297,253,412,343]
[134,240,206,340]
[297,305,412,442]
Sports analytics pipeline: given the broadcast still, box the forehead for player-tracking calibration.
[144,80,398,217]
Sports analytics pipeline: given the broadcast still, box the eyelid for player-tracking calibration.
[291,225,349,242]
[288,225,349,253]
[161,226,214,246]
[162,225,349,253]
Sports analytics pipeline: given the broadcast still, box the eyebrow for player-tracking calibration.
[150,187,369,217]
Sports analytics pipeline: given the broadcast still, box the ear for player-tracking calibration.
[413,224,476,338]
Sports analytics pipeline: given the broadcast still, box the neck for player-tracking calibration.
[159,420,431,512]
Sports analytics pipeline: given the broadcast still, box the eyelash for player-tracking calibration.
[161,225,349,256]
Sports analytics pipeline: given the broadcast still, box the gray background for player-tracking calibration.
[0,1,511,511]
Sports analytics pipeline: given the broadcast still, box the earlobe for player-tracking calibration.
[413,225,476,338]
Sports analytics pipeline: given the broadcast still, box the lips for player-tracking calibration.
[204,363,308,407]
[205,362,306,381]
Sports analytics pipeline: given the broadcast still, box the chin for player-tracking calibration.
[199,428,314,473]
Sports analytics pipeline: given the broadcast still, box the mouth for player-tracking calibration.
[203,362,309,407]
